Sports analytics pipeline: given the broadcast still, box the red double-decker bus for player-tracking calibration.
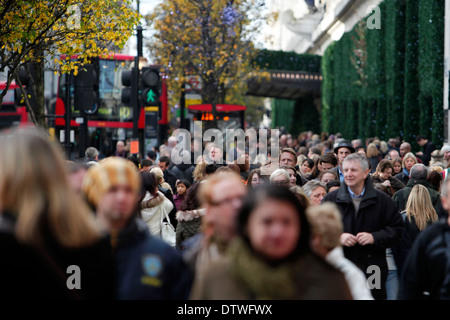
[0,81,32,130]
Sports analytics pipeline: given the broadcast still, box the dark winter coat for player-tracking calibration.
[113,217,193,300]
[170,163,195,184]
[0,211,115,300]
[163,169,178,192]
[395,212,437,274]
[175,209,205,250]
[322,178,404,300]
[371,174,405,194]
[190,238,353,300]
[392,179,443,217]
[420,141,436,166]
[398,218,450,300]
[395,171,410,186]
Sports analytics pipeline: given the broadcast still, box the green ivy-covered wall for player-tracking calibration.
[321,0,445,147]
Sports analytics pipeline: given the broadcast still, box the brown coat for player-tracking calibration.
[190,251,353,300]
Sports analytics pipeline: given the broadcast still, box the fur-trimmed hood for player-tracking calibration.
[176,208,205,222]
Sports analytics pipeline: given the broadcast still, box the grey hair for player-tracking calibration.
[85,147,99,159]
[302,180,327,198]
[269,168,290,183]
[410,163,428,180]
[342,153,369,171]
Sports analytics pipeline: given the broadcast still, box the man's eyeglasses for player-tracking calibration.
[209,195,245,207]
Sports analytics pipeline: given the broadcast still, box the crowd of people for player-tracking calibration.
[2,127,450,300]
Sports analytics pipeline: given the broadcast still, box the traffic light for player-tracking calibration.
[140,67,161,107]
[74,61,99,115]
[121,69,133,105]
[14,64,36,110]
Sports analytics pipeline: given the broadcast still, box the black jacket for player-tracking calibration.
[163,169,178,192]
[0,212,115,300]
[395,171,410,186]
[322,178,404,299]
[392,179,443,218]
[170,164,195,184]
[398,218,450,300]
[421,141,436,166]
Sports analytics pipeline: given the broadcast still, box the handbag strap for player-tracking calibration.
[160,200,175,237]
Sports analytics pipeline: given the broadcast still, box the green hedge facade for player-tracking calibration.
[322,0,445,147]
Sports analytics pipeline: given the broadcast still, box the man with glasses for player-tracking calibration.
[183,172,248,289]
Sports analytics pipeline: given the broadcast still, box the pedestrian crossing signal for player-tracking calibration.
[141,67,161,107]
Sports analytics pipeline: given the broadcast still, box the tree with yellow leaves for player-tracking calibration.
[0,0,140,127]
[146,0,269,128]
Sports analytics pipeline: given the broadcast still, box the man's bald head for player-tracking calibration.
[399,142,411,157]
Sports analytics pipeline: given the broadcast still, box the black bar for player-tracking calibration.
[65,74,71,159]
[180,82,186,129]
[137,26,143,58]
[132,56,139,141]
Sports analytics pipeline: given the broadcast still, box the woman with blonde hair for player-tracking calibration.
[395,152,418,185]
[396,184,439,273]
[0,128,114,299]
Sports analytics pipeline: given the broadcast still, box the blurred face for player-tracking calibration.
[140,166,151,172]
[380,168,393,181]
[309,187,326,206]
[208,179,247,243]
[116,142,125,152]
[272,174,290,187]
[246,199,300,261]
[96,184,138,230]
[400,144,410,157]
[441,181,450,213]
[404,157,416,171]
[251,174,263,187]
[357,149,366,158]
[320,172,336,184]
[321,162,335,172]
[280,135,287,146]
[68,168,87,194]
[337,147,352,165]
[177,183,187,195]
[343,160,369,191]
[209,147,223,162]
[287,138,294,147]
[389,150,400,159]
[158,161,167,171]
[301,161,312,173]
[444,151,450,162]
[287,169,297,186]
[393,161,402,174]
[280,152,296,166]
